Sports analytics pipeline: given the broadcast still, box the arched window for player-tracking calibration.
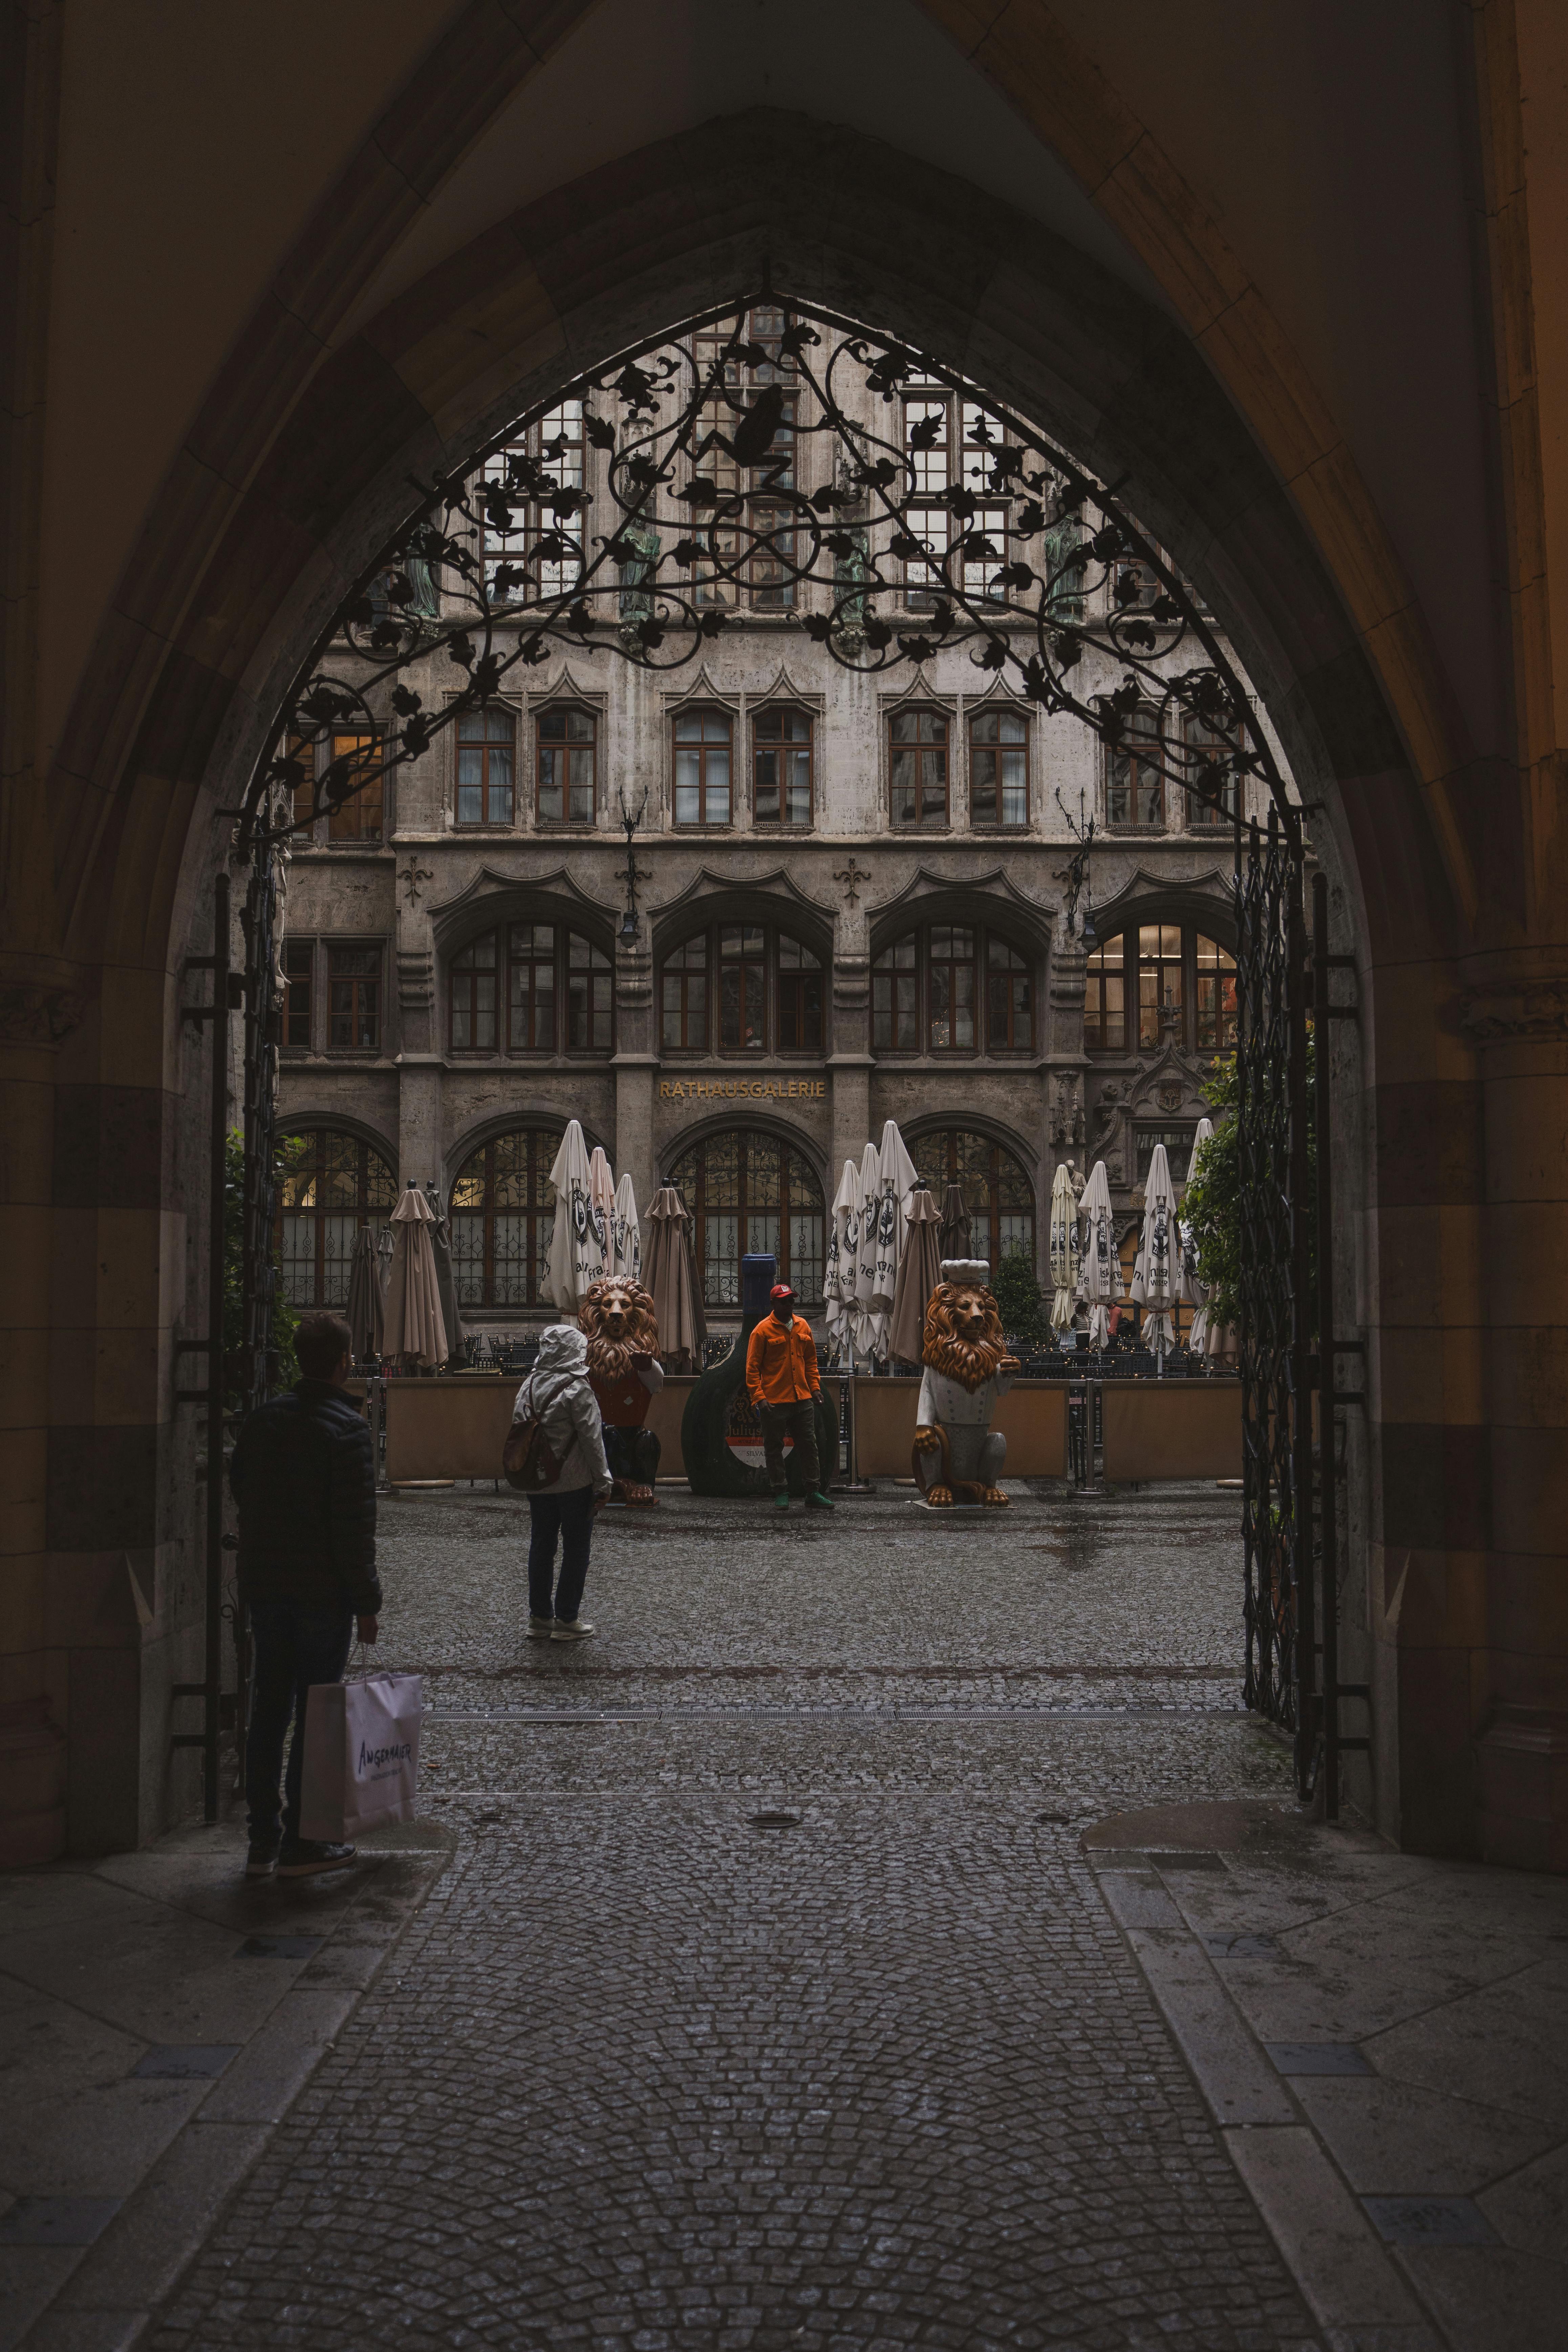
[969,706,1028,827]
[667,1131,824,1306]
[889,707,949,828]
[909,1128,1034,1275]
[535,705,596,824]
[673,709,733,826]
[448,925,613,1054]
[871,922,1033,1054]
[1105,704,1165,829]
[276,1129,396,1309]
[659,923,823,1054]
[456,705,515,827]
[752,705,813,826]
[450,1125,565,1307]
[1084,924,1237,1053]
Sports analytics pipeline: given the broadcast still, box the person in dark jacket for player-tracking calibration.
[230,1310,382,1879]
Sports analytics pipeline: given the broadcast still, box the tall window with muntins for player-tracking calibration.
[1137,922,1184,1047]
[889,708,948,828]
[481,403,586,603]
[673,709,732,826]
[566,933,613,1049]
[508,923,556,1050]
[871,924,1032,1054]
[747,393,797,610]
[718,924,766,1050]
[776,935,823,1051]
[536,705,596,824]
[1105,705,1165,829]
[1082,924,1238,1053]
[928,924,976,1051]
[1195,934,1238,1049]
[450,925,614,1054]
[325,731,383,843]
[969,707,1028,826]
[901,392,951,608]
[667,1130,824,1307]
[871,934,917,1050]
[986,938,1033,1048]
[1084,935,1126,1050]
[276,1128,396,1309]
[449,1125,564,1308]
[287,734,319,837]
[752,706,812,826]
[910,1127,1035,1276]
[661,934,708,1050]
[449,934,498,1051]
[327,946,380,1050]
[1185,717,1238,827]
[456,706,514,827]
[687,309,799,609]
[282,939,314,1049]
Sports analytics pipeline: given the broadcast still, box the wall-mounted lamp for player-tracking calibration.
[617,782,649,947]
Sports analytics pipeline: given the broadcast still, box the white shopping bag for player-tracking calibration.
[299,1669,423,1842]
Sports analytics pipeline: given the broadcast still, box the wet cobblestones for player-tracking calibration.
[145,1486,1319,2350]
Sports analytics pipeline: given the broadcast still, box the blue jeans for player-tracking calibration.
[527,1487,596,1623]
[245,1599,354,1844]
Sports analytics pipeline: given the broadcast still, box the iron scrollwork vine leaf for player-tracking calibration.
[237,296,1290,850]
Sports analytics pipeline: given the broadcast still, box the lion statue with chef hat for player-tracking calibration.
[911,1259,1020,1507]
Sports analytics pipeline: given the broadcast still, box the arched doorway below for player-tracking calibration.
[907,1128,1035,1273]
[668,1130,825,1307]
[276,1128,397,1308]
[449,1125,566,1309]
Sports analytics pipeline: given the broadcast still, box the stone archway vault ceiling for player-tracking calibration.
[39,0,1516,962]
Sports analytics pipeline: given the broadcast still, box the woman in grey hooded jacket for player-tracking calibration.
[512,1322,614,1641]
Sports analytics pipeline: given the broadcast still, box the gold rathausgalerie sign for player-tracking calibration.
[660,1076,827,1101]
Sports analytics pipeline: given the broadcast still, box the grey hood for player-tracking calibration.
[532,1322,588,1376]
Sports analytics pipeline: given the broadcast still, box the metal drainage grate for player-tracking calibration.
[1362,2196,1498,2247]
[132,2045,242,2079]
[750,1811,801,1830]
[1265,2041,1373,2077]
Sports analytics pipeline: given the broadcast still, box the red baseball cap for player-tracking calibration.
[769,1282,795,1301]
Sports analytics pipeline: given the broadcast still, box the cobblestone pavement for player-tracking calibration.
[146,1484,1325,2351]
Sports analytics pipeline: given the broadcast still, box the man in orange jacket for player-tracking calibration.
[745,1283,835,1513]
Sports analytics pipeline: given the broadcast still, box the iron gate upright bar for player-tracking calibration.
[1287,853,1316,1798]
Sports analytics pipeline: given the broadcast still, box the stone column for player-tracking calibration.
[613,931,656,1206]
[394,882,441,1185]
[828,895,871,1186]
[1461,955,1568,1871]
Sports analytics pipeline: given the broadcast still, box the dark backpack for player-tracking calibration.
[501,1373,573,1492]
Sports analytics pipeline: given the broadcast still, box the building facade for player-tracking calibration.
[275,324,1264,1334]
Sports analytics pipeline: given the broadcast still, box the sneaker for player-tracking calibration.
[774,1491,791,1512]
[245,1836,280,1879]
[275,1838,357,1878]
[550,1619,595,1642]
[527,1616,554,1640]
[806,1491,836,1511]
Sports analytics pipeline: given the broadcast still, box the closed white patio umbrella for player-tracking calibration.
[854,1139,884,1359]
[871,1119,918,1317]
[587,1145,616,1280]
[546,1120,601,1314]
[1048,1162,1081,1333]
[1180,1117,1215,1353]
[1134,1141,1179,1361]
[611,1171,641,1281]
[823,1158,861,1365]
[1078,1159,1122,1350]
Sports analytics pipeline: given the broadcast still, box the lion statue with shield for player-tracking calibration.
[579,1277,664,1505]
[911,1260,1020,1507]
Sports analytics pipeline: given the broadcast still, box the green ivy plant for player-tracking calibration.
[991,1244,1049,1348]
[1182,1035,1316,1341]
[223,1130,298,1406]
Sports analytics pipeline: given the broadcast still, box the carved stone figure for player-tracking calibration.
[911,1260,1020,1508]
[580,1277,664,1505]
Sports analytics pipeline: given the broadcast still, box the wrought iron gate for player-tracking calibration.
[1235,815,1361,1808]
